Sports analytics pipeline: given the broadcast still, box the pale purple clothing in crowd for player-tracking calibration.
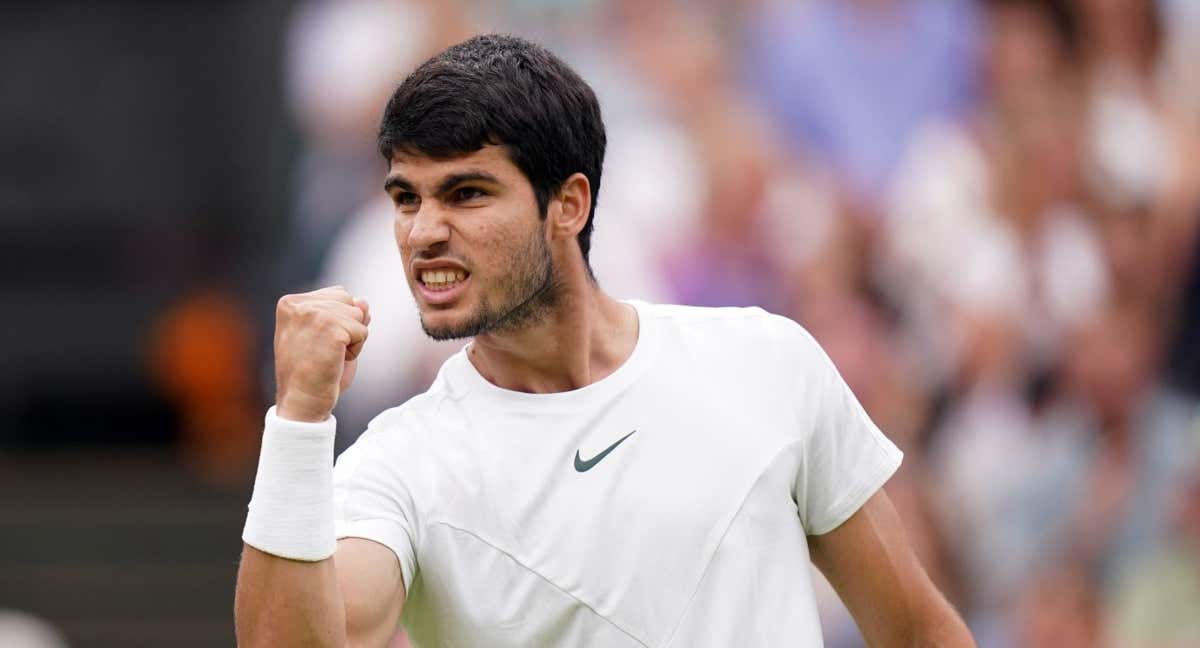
[742,0,981,204]
[663,243,785,312]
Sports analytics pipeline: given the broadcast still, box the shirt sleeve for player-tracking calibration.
[333,430,419,593]
[774,316,904,535]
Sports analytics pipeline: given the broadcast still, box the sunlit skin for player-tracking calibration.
[384,144,639,394]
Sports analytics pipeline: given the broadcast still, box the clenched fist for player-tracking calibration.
[273,285,370,423]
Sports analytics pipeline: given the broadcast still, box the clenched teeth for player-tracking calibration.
[420,269,467,289]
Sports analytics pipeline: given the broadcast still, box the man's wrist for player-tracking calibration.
[243,407,338,561]
[275,392,333,423]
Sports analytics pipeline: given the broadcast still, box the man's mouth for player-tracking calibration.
[419,269,469,292]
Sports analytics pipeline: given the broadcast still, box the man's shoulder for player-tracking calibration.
[640,301,780,327]
[367,376,462,429]
[349,375,463,452]
[643,301,828,372]
[643,301,807,341]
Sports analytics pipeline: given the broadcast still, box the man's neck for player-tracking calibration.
[467,276,639,395]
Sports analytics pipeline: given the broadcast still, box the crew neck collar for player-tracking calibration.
[448,300,657,411]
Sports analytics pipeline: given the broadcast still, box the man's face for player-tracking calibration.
[385,145,557,340]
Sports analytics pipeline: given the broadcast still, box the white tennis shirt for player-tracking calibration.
[333,302,902,646]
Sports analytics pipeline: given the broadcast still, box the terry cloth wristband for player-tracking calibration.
[242,406,338,562]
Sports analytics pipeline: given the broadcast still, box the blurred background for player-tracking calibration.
[1,0,1198,646]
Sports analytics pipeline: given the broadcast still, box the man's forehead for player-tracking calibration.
[387,145,515,181]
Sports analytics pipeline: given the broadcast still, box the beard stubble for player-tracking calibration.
[419,223,558,341]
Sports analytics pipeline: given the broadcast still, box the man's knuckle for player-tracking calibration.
[322,315,351,336]
[312,311,336,329]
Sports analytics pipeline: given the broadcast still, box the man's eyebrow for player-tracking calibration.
[436,171,501,195]
[383,175,414,194]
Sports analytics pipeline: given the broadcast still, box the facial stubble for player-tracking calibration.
[418,223,558,341]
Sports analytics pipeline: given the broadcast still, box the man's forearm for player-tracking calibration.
[809,491,977,648]
[898,590,976,648]
[235,544,347,647]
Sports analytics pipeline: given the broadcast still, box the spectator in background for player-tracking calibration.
[1017,307,1196,591]
[742,0,981,215]
[616,2,854,318]
[659,123,789,310]
[880,0,1113,637]
[968,304,1195,647]
[1073,0,1200,314]
[884,0,1109,392]
[1091,0,1200,404]
[622,4,795,311]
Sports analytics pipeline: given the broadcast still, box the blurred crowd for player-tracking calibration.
[195,0,1200,646]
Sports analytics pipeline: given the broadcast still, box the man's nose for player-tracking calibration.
[405,203,451,253]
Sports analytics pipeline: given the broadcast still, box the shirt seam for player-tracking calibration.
[807,446,902,535]
[429,520,652,647]
[660,439,801,647]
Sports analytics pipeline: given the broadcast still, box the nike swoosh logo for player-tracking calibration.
[574,430,636,473]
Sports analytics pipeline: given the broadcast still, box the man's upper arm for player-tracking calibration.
[807,489,975,647]
[335,537,406,647]
[332,424,420,645]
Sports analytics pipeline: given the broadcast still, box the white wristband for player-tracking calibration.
[242,406,338,561]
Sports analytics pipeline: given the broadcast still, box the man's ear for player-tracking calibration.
[547,173,591,242]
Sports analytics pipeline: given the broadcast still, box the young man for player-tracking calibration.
[235,34,976,647]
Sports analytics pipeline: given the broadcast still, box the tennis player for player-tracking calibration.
[235,34,976,647]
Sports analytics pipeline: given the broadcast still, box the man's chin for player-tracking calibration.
[418,310,485,341]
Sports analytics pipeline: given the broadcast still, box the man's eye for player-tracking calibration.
[453,187,486,202]
[395,192,420,208]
